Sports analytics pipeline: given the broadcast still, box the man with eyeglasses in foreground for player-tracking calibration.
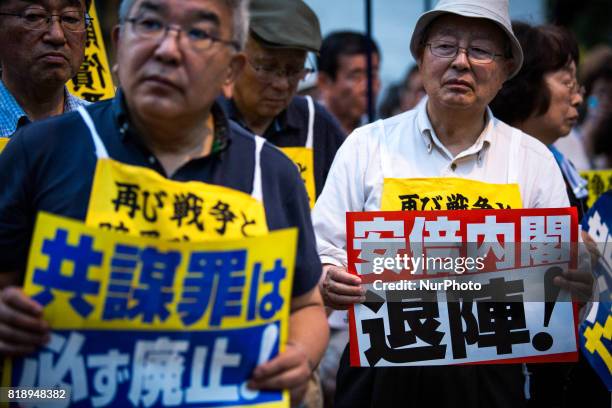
[0,0,91,138]
[314,0,592,406]
[223,0,346,209]
[0,0,328,405]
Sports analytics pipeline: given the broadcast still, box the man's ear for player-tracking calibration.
[111,25,121,53]
[416,55,423,71]
[503,59,516,82]
[226,53,246,85]
[110,26,122,83]
[317,71,334,90]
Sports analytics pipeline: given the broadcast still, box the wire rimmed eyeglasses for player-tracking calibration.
[561,78,586,97]
[125,16,240,52]
[247,58,315,84]
[426,41,505,64]
[0,9,92,32]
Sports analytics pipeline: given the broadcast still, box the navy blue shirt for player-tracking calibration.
[223,96,346,197]
[0,93,321,296]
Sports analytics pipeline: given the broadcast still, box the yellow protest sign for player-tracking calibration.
[0,137,8,154]
[381,177,523,211]
[583,315,612,373]
[3,212,296,407]
[86,158,269,241]
[280,147,316,208]
[580,169,612,208]
[67,0,115,102]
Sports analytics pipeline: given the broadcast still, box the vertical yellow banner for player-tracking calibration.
[67,0,115,102]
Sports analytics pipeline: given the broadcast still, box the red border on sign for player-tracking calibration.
[346,208,580,367]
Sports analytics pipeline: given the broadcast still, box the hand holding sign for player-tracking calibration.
[320,264,365,310]
[553,268,594,303]
[4,213,298,407]
[249,340,313,407]
[0,286,50,356]
[346,209,581,367]
[553,235,595,303]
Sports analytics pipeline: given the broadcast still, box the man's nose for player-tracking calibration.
[451,47,470,69]
[154,28,183,65]
[269,73,291,91]
[43,16,67,45]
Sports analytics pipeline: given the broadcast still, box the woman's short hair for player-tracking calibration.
[490,22,579,125]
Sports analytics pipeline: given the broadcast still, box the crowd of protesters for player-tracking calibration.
[0,0,609,407]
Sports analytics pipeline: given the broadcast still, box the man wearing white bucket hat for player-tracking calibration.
[312,0,591,406]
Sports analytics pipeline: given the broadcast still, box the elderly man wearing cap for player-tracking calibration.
[313,0,583,406]
[223,0,346,209]
[0,0,91,139]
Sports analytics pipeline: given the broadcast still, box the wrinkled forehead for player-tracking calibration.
[5,0,84,8]
[130,0,228,22]
[426,14,506,45]
[338,52,379,67]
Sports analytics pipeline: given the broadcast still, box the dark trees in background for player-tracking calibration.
[547,0,612,48]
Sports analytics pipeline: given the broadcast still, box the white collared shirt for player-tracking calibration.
[312,96,570,267]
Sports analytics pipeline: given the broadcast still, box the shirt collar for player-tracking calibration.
[112,89,230,155]
[415,95,494,158]
[222,98,247,128]
[65,91,90,112]
[281,99,303,132]
[0,80,27,137]
[223,97,300,136]
[0,79,89,137]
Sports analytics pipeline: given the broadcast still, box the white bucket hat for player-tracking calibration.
[409,0,524,78]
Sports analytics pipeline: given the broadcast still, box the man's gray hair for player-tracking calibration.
[118,0,249,50]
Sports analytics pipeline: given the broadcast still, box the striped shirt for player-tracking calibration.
[0,79,90,137]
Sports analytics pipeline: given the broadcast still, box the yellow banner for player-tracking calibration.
[67,0,115,102]
[381,177,523,211]
[86,158,269,241]
[280,147,316,209]
[3,212,296,408]
[580,169,612,208]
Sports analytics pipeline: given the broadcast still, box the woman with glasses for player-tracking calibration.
[491,23,588,219]
[491,22,609,408]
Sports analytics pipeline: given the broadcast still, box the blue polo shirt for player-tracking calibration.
[0,92,321,296]
[222,96,346,198]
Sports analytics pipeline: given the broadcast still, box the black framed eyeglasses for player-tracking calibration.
[427,41,505,64]
[0,9,92,33]
[125,16,240,52]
